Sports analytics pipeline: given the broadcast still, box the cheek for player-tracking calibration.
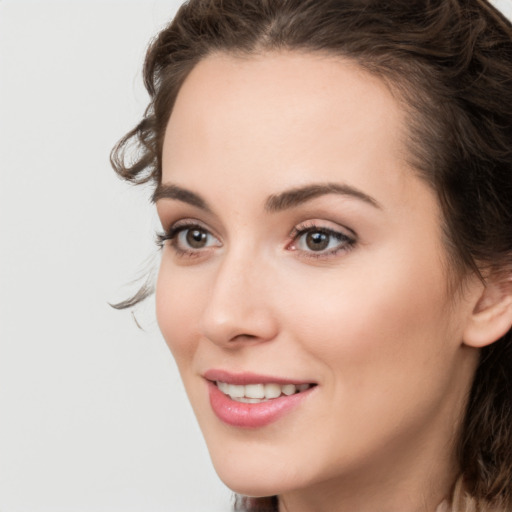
[283,246,458,392]
[155,261,203,365]
[272,252,466,466]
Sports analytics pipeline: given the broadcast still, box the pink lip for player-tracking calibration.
[203,369,313,386]
[204,370,316,428]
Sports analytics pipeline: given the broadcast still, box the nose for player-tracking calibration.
[199,251,279,347]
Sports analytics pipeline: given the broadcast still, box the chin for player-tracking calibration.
[217,473,283,498]
[208,451,288,497]
[209,444,314,498]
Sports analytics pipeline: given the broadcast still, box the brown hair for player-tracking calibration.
[111,0,512,509]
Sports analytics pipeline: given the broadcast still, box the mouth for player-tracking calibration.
[203,370,317,428]
[214,381,315,403]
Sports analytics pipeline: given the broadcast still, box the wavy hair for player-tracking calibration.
[111,0,512,509]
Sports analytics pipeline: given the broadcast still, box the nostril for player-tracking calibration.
[229,333,258,342]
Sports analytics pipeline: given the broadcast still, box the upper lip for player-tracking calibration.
[203,369,316,386]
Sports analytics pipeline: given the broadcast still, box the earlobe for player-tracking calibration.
[463,274,512,348]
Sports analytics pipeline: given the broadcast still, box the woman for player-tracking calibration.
[111,0,512,510]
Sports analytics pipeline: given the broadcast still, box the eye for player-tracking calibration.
[299,231,333,252]
[177,227,212,249]
[157,222,221,255]
[289,224,355,257]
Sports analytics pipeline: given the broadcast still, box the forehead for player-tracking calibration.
[162,51,411,205]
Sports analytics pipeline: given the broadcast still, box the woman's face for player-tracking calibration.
[155,52,479,501]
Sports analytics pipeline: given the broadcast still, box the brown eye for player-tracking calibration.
[305,231,330,251]
[171,224,222,253]
[186,228,208,248]
[292,226,354,256]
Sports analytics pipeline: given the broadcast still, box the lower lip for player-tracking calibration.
[207,381,314,428]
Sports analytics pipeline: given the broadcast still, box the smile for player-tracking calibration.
[204,371,317,428]
[215,381,313,403]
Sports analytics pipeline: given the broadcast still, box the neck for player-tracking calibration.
[278,465,456,512]
[279,477,453,512]
[277,416,460,512]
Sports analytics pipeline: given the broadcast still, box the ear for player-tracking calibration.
[463,271,512,348]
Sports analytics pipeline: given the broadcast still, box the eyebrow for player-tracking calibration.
[152,181,381,213]
[152,183,213,213]
[265,182,381,212]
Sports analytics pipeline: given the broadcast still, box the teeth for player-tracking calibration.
[245,384,265,399]
[229,384,244,398]
[232,397,264,403]
[216,381,312,402]
[282,384,296,396]
[217,381,229,394]
[265,383,282,399]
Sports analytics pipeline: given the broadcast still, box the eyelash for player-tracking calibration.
[156,221,356,259]
[288,223,356,259]
[156,221,217,258]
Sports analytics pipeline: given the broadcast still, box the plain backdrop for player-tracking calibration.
[0,1,511,511]
[0,1,232,511]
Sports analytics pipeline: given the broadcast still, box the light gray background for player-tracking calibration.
[0,1,511,511]
[0,1,231,511]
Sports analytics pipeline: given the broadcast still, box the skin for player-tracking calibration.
[155,52,483,512]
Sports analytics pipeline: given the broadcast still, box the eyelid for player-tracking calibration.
[289,219,356,240]
[286,220,357,258]
[156,219,222,252]
[161,218,216,238]
[156,217,356,260]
